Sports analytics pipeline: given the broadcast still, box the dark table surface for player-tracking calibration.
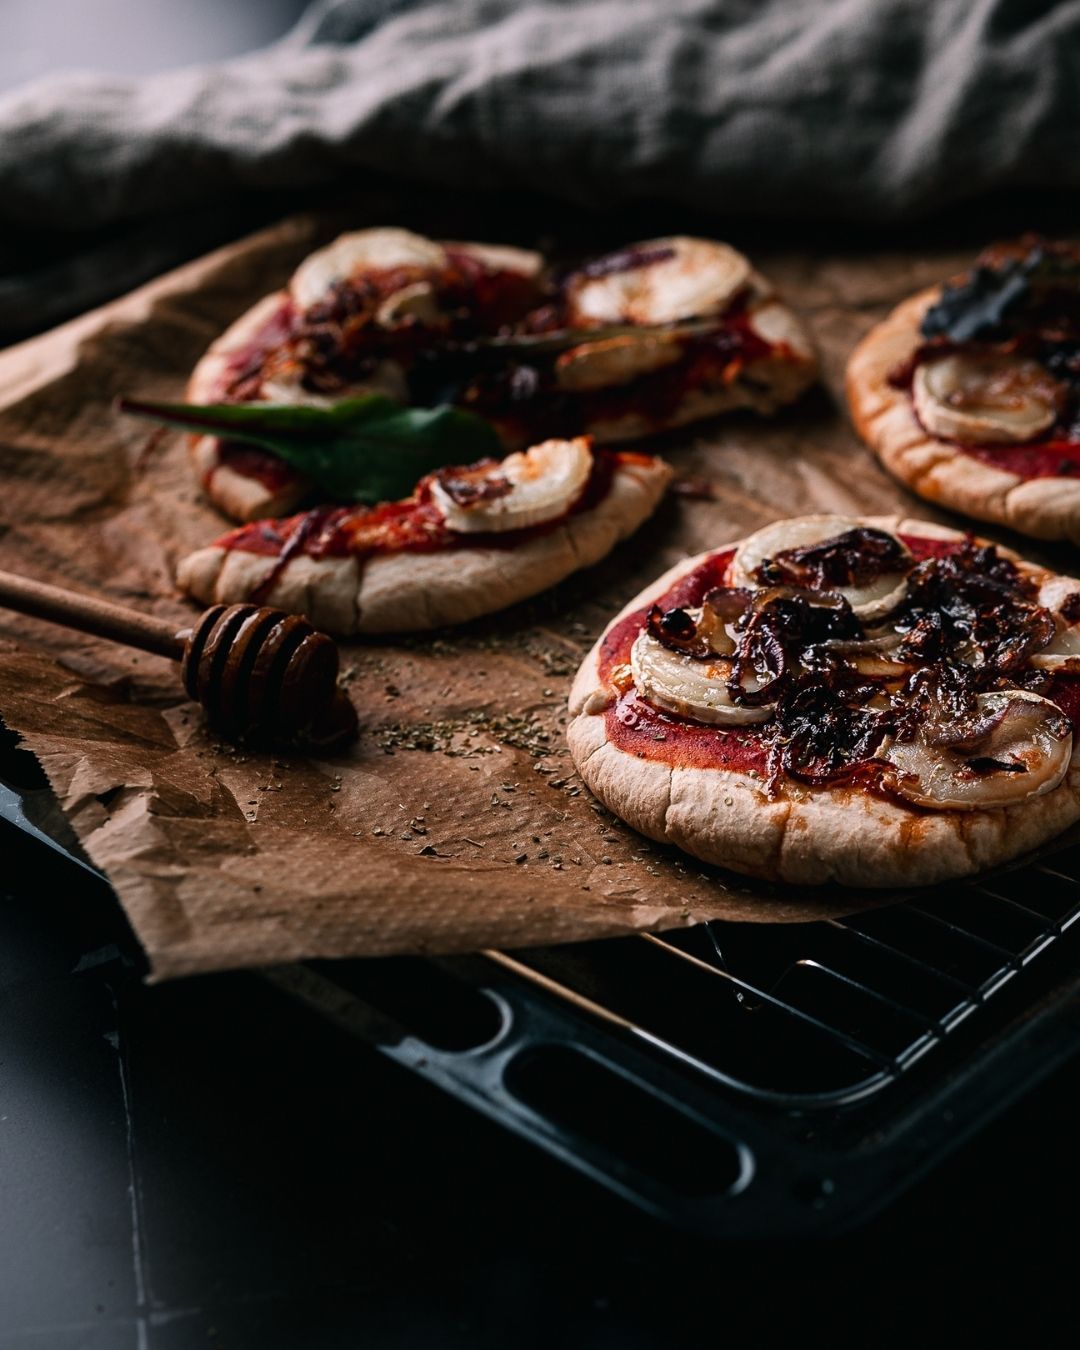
[2,812,1078,1349]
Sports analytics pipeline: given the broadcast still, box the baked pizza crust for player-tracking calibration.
[177,455,672,635]
[847,289,1080,544]
[567,516,1080,889]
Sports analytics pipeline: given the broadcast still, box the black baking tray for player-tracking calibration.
[2,729,1077,1239]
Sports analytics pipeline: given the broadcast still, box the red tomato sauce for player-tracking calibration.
[607,689,770,772]
[214,443,303,493]
[210,298,298,401]
[218,447,634,562]
[958,439,1080,481]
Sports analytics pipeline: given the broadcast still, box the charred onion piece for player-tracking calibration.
[895,541,1054,673]
[646,590,751,659]
[757,527,911,591]
[731,517,912,621]
[433,460,512,506]
[883,691,1072,810]
[646,603,712,659]
[728,588,859,707]
[730,614,789,707]
[817,631,917,680]
[702,586,755,626]
[892,663,982,742]
[773,674,892,785]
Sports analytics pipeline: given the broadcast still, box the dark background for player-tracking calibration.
[0,6,1077,1347]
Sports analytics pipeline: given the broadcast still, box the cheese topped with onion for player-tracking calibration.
[914,352,1061,445]
[629,616,772,727]
[730,516,912,621]
[431,437,593,534]
[564,237,751,327]
[291,228,448,312]
[883,691,1072,810]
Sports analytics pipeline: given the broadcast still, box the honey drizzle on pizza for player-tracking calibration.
[888,236,1080,481]
[598,524,1080,811]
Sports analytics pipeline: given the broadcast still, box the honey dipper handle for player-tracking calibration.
[0,568,185,660]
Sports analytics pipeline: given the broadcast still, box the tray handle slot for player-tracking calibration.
[502,1042,746,1199]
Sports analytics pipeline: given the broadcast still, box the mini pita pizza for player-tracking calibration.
[568,514,1080,889]
[178,439,672,634]
[847,236,1080,542]
[189,227,817,523]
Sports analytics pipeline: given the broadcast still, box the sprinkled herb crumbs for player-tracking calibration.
[370,708,554,758]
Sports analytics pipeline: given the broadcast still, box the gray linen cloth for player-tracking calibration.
[0,0,1077,336]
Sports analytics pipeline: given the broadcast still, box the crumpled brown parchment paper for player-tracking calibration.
[0,213,1000,978]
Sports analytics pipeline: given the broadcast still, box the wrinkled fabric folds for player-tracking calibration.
[1,0,1076,332]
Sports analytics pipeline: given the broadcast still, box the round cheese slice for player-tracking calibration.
[913,352,1059,446]
[730,515,911,621]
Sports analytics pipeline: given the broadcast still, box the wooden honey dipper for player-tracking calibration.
[0,569,358,750]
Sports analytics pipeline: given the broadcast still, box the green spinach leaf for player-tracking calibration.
[118,394,503,504]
